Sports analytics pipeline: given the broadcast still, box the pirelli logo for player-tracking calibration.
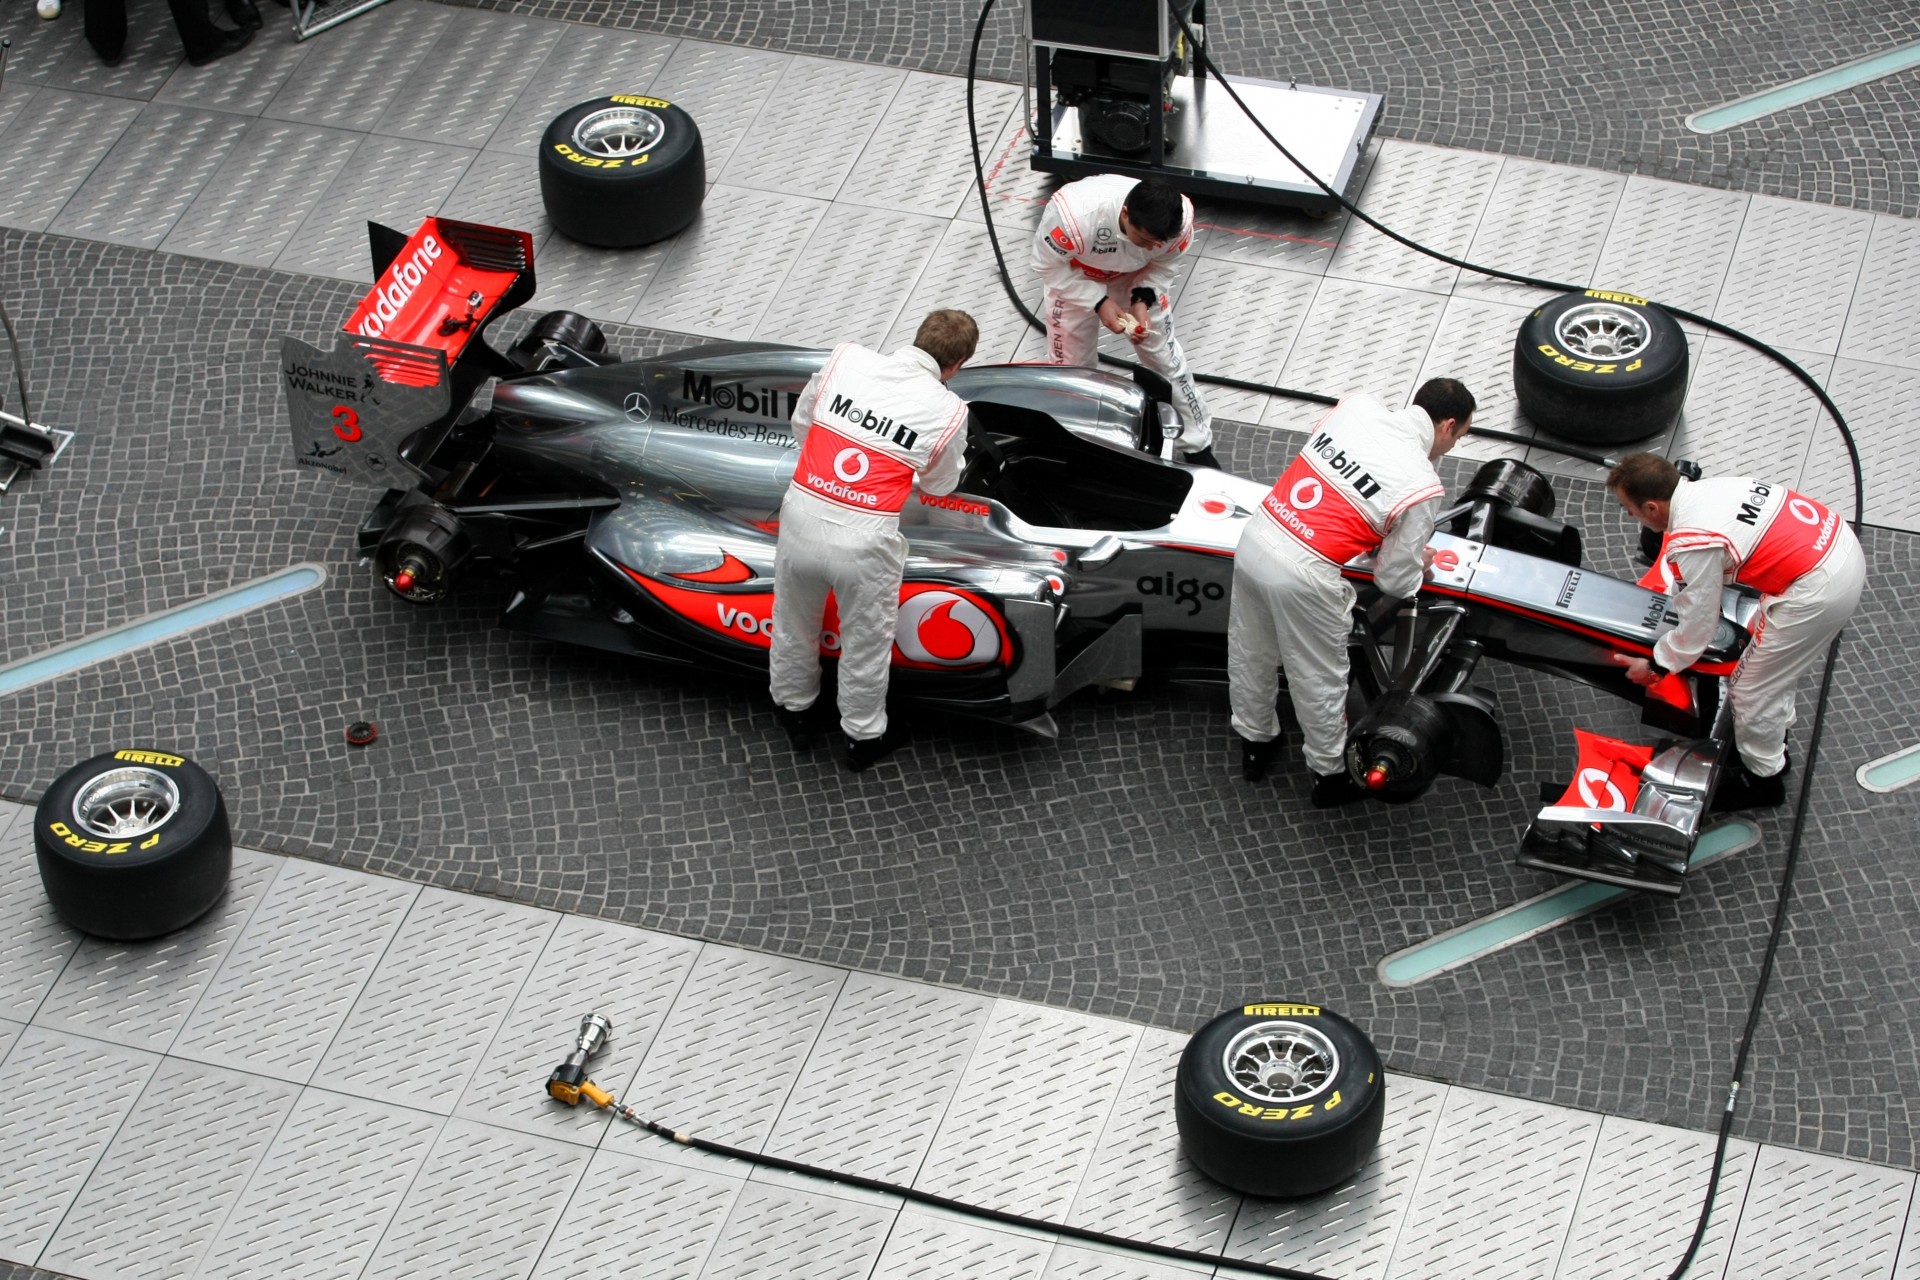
[113,749,184,767]
[610,94,673,109]
[1583,288,1649,306]
[1243,1003,1320,1017]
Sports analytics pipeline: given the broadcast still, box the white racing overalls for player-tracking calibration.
[1228,395,1444,775]
[1031,173,1212,453]
[1650,477,1866,777]
[769,343,969,740]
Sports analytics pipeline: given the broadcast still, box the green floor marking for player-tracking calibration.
[1687,42,1920,133]
[1858,744,1920,793]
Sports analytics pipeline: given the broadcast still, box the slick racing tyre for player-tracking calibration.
[1463,458,1555,518]
[539,95,705,248]
[1174,1001,1386,1198]
[1513,290,1689,445]
[34,750,232,940]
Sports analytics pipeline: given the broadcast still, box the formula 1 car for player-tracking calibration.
[282,219,1756,894]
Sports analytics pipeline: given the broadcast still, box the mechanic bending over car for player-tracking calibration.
[1607,453,1865,812]
[1228,379,1477,806]
[1031,174,1218,470]
[768,310,980,771]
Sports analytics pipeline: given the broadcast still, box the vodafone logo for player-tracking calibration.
[834,447,870,483]
[1288,477,1323,510]
[895,590,1001,666]
[1788,496,1822,525]
[1577,767,1627,811]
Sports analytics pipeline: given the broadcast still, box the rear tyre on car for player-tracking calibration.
[539,95,705,248]
[34,750,232,940]
[1174,1002,1386,1198]
[1513,291,1689,445]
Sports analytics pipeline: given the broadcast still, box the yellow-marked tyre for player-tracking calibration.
[1513,290,1689,445]
[34,750,232,940]
[539,95,705,248]
[1174,1001,1386,1198]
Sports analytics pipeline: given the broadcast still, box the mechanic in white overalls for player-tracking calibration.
[1031,174,1217,469]
[1228,380,1476,805]
[769,311,978,771]
[1607,453,1866,811]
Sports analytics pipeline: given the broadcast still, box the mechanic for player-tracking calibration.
[1228,379,1476,804]
[769,310,979,771]
[1607,453,1865,811]
[1031,174,1217,469]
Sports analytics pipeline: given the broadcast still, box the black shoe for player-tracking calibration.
[187,25,253,66]
[224,0,263,28]
[1237,733,1281,782]
[1181,446,1220,470]
[844,723,911,772]
[774,704,818,752]
[1711,756,1790,813]
[1310,769,1369,808]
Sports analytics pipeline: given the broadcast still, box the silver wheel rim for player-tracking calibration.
[571,107,666,160]
[72,767,180,839]
[1553,302,1652,361]
[1223,1020,1339,1104]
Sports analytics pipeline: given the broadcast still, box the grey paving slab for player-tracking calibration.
[645,39,791,183]
[373,9,562,149]
[32,848,282,1052]
[1723,1145,1913,1279]
[609,946,843,1153]
[0,88,141,232]
[956,113,1057,237]
[1896,1189,1920,1280]
[0,815,80,1025]
[309,886,556,1113]
[1554,1116,1757,1280]
[0,83,41,138]
[47,102,252,250]
[156,115,361,267]
[882,217,1039,362]
[260,0,452,131]
[169,858,418,1083]
[1159,256,1319,427]
[194,1088,442,1280]
[1041,1242,1199,1280]
[39,1056,300,1280]
[151,28,313,116]
[1455,157,1625,306]
[916,1001,1141,1222]
[763,970,992,1184]
[698,1178,896,1280]
[436,146,552,249]
[839,71,1020,221]
[527,228,678,328]
[631,184,825,339]
[876,1213,1056,1279]
[0,11,77,87]
[1263,277,1448,434]
[1840,214,1920,368]
[456,913,702,1146]
[0,1017,19,1063]
[0,1027,160,1267]
[1328,141,1502,297]
[485,26,678,157]
[1663,338,1831,485]
[1591,177,1750,319]
[719,54,905,201]
[1802,358,1920,532]
[38,0,188,101]
[1065,1027,1237,1254]
[1712,195,1875,356]
[359,1117,590,1280]
[530,1146,743,1280]
[272,133,477,282]
[1224,1075,1447,1280]
[1383,1091,1600,1280]
[751,203,945,350]
[1415,293,1537,461]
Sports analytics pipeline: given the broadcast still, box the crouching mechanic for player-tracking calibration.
[1228,379,1476,805]
[1607,453,1865,811]
[1032,174,1216,469]
[769,310,979,771]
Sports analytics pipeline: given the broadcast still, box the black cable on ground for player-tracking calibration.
[967,4,1871,1278]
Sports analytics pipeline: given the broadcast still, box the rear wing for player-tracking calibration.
[282,218,535,488]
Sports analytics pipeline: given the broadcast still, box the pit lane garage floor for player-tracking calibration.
[1,0,1919,1276]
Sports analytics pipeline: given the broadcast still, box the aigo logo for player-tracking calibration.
[894,586,1004,667]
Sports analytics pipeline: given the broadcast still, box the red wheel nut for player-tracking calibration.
[1364,765,1389,790]
[393,569,416,592]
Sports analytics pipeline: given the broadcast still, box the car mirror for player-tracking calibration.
[1078,535,1124,568]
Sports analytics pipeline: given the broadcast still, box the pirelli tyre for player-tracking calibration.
[1513,290,1689,445]
[1174,1002,1386,1198]
[539,95,705,248]
[34,750,232,940]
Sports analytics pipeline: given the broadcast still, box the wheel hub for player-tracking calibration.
[570,107,667,160]
[71,767,180,839]
[1552,302,1652,361]
[1222,1020,1339,1104]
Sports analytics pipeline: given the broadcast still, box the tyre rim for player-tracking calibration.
[571,107,667,160]
[1223,1020,1339,1104]
[71,767,180,839]
[1552,302,1652,361]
